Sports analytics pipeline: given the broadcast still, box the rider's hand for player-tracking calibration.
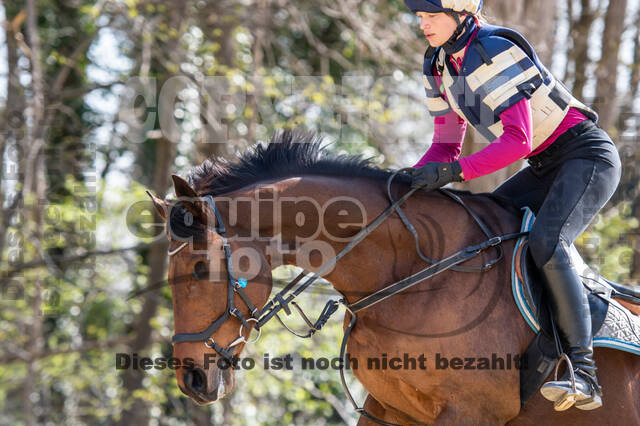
[410,161,464,190]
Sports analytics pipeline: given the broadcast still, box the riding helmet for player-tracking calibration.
[403,0,483,15]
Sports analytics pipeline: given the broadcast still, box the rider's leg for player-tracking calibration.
[492,166,547,214]
[538,240,602,410]
[528,152,620,410]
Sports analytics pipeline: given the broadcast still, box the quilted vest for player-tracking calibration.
[423,24,598,148]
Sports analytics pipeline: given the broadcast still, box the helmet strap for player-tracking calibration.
[443,14,476,55]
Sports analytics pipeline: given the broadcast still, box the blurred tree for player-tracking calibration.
[613,6,640,282]
[567,0,600,98]
[484,0,557,63]
[594,0,628,135]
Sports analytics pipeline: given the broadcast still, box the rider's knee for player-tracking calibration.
[528,227,562,269]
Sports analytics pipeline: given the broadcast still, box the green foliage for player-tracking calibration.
[577,201,639,284]
[3,0,638,424]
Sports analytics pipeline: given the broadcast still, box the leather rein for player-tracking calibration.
[169,169,528,425]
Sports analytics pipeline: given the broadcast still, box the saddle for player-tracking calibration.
[511,207,640,406]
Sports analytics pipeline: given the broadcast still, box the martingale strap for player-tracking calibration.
[346,233,526,314]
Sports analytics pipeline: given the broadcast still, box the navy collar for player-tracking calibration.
[442,15,477,55]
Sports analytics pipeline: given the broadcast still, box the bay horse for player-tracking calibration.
[148,130,640,425]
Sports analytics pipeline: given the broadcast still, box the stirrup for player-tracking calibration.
[541,354,602,411]
[551,354,579,411]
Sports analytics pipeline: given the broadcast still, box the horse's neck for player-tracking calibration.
[224,175,388,262]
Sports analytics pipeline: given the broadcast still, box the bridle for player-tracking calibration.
[167,171,529,426]
[169,195,262,363]
[169,194,341,362]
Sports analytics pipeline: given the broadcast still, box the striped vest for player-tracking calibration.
[423,24,597,149]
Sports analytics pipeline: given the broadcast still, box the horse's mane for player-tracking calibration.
[187,129,407,196]
[169,129,520,241]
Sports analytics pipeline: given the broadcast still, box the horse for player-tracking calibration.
[148,130,640,425]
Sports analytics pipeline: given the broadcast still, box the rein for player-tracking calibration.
[170,169,528,425]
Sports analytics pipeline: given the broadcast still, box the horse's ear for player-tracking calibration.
[171,174,208,224]
[172,174,198,198]
[146,190,168,222]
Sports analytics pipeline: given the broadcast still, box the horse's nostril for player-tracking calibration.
[192,261,208,280]
[184,368,207,394]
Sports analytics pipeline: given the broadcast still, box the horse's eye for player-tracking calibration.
[192,261,208,280]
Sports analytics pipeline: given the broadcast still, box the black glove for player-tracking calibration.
[411,161,464,190]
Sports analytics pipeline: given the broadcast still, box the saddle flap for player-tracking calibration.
[517,242,608,337]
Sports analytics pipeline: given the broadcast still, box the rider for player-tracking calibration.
[404,0,622,411]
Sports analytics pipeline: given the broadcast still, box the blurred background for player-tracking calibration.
[1,0,639,424]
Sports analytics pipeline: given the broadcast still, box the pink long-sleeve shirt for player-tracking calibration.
[414,33,588,181]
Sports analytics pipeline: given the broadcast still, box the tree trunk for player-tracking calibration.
[23,1,47,424]
[594,0,628,135]
[0,6,25,259]
[621,11,640,283]
[116,136,173,426]
[521,0,558,65]
[483,0,524,24]
[568,0,598,98]
[484,0,557,64]
[197,0,239,161]
[116,4,186,423]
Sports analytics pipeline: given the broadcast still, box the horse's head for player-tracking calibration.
[148,175,273,405]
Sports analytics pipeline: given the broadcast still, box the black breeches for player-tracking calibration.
[493,121,622,268]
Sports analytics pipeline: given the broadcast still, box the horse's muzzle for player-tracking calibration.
[180,366,234,404]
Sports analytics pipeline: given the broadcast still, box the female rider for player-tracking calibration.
[405,0,622,411]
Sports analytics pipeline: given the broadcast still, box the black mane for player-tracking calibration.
[187,129,406,196]
[168,129,520,242]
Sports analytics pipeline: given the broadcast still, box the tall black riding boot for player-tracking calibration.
[538,241,603,411]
